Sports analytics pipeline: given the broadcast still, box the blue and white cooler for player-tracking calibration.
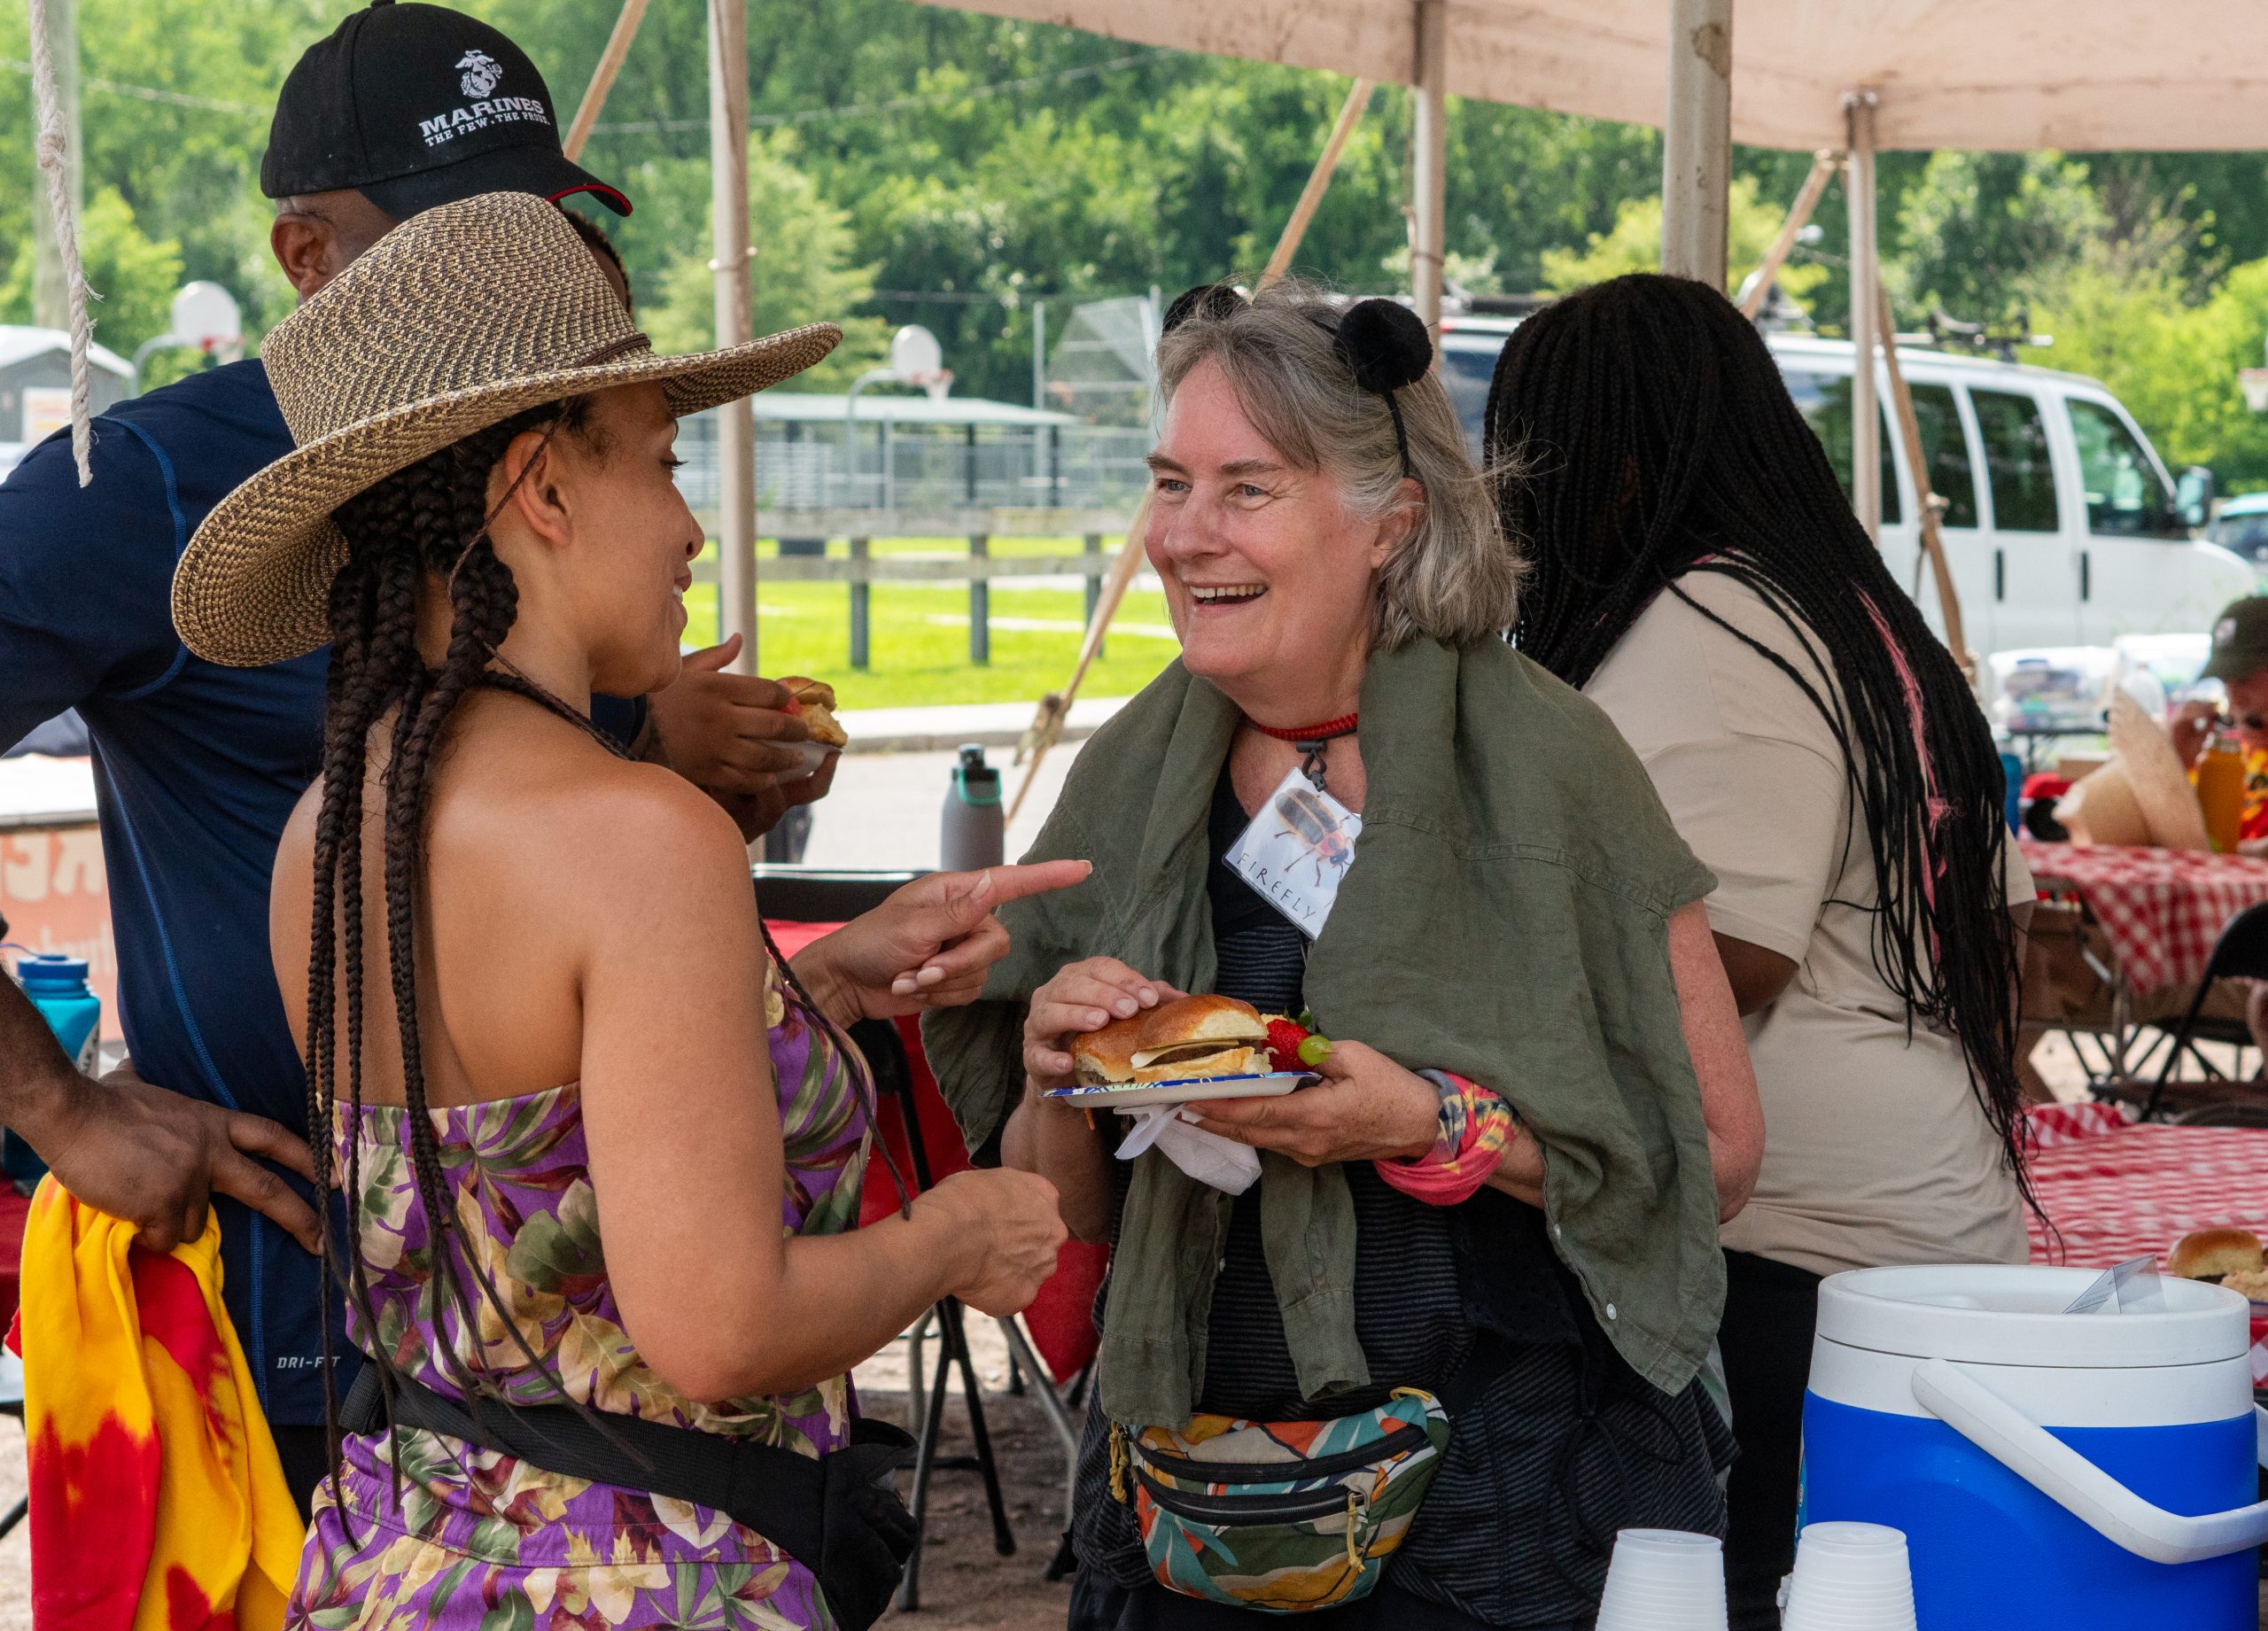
[1801,1263,2268,1628]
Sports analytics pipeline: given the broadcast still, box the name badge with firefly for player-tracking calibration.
[1224,765,1362,939]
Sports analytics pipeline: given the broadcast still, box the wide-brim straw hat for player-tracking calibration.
[2057,690,2211,850]
[2054,761,2152,848]
[173,190,840,666]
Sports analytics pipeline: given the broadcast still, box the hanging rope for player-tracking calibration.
[28,0,95,486]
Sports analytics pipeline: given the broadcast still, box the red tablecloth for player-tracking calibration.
[2023,1099,2268,1267]
[2017,838,2268,993]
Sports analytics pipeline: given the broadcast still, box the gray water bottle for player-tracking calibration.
[942,743,1005,872]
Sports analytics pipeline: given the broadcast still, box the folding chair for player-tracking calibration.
[2139,901,2268,1122]
[851,1015,1021,1609]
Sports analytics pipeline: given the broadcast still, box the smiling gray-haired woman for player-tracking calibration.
[925,278,1764,1629]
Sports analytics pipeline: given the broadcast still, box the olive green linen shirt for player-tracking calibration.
[922,637,1724,1428]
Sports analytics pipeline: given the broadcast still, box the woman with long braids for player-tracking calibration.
[1486,273,2034,1629]
[171,192,1082,1631]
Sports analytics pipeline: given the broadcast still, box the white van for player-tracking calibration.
[1437,316,2255,656]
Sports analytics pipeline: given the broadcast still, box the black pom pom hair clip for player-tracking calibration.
[1160,282,1433,478]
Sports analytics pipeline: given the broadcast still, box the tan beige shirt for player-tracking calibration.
[1585,571,2028,1278]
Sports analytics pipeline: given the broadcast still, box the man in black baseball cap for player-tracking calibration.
[0,0,831,1518]
[262,0,629,299]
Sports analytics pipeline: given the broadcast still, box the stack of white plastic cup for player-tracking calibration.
[1781,1522,1917,1631]
[1594,1529,1728,1631]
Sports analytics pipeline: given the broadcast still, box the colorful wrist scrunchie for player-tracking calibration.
[1373,1070,1517,1207]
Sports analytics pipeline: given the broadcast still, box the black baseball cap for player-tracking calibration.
[261,1,629,221]
[2203,597,2268,684]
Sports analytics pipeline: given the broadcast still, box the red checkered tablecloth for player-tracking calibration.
[2023,1099,2268,1267]
[2016,838,2268,992]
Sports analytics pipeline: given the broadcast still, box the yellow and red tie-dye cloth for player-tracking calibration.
[13,1180,303,1631]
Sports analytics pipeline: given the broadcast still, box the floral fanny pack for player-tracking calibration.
[1110,1389,1451,1614]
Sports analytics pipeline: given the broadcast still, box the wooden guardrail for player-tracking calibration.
[720,524,1139,668]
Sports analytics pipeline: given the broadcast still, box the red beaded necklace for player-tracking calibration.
[1247,712,1357,744]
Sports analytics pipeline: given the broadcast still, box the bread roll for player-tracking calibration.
[2167,1227,2264,1281]
[1068,995,1269,1087]
[1070,1014,1145,1087]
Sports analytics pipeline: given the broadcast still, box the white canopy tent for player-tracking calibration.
[908,0,2268,152]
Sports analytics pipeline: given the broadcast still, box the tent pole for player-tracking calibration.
[1659,0,1732,287]
[708,0,757,672]
[1875,276,1970,671]
[564,0,652,162]
[1738,148,1838,318]
[1844,90,1881,545]
[1006,77,1380,825]
[1262,77,1376,286]
[1410,0,1448,338]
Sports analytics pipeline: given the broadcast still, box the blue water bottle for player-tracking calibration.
[7,954,101,1191]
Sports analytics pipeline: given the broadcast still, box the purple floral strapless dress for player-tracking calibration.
[287,958,874,1631]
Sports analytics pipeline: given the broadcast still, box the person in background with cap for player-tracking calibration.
[2171,596,2268,854]
[0,0,827,1515]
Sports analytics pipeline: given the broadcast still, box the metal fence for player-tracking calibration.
[676,408,1151,526]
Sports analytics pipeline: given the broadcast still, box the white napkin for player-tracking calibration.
[1117,1107,1262,1194]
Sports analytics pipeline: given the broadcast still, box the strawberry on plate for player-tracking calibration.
[1265,1015,1321,1073]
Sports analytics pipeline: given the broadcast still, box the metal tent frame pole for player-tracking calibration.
[1660,0,1734,286]
[709,0,758,672]
[1410,0,1448,335]
[1845,89,1882,545]
[1873,272,1970,669]
[563,0,652,162]
[1738,148,1839,318]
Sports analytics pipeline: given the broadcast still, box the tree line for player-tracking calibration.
[6,0,2268,487]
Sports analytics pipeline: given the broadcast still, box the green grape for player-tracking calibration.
[1296,1035,1333,1068]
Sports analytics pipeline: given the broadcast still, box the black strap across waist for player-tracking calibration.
[340,1364,916,1629]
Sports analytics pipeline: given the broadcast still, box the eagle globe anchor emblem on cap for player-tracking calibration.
[456,49,503,98]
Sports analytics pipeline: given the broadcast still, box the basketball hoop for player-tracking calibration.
[2242,368,2268,415]
[912,369,954,403]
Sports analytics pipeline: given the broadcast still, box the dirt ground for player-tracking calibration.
[855,1318,1080,1631]
[0,1324,1072,1631]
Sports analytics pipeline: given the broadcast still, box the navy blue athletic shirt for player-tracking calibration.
[0,360,642,1425]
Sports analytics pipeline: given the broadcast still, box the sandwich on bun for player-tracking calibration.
[2168,1226,2264,1282]
[1072,994,1271,1088]
[787,679,850,749]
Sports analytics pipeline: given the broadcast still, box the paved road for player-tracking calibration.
[798,740,1088,873]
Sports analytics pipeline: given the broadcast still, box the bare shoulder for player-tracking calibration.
[434,717,751,920]
[558,753,751,893]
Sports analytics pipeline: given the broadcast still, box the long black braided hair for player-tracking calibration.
[302,397,631,1513]
[1485,273,2031,1196]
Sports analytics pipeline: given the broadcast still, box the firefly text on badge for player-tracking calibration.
[1224,766,1363,939]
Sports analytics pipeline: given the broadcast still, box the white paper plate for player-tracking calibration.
[1044,1071,1311,1110]
[781,740,840,778]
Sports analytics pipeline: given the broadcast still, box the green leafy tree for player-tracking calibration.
[0,184,183,357]
[646,131,887,388]
[2038,254,2268,495]
[1537,175,1828,308]
[1889,151,2106,327]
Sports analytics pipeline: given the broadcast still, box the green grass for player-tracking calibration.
[684,536,1179,710]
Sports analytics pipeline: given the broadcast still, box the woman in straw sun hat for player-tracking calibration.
[175,190,1085,1630]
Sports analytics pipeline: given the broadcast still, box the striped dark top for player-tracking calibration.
[1069,769,1733,1627]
